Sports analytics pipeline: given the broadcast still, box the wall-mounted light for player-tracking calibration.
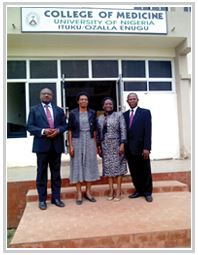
[12,24,16,29]
[171,26,175,32]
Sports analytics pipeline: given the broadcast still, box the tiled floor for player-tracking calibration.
[10,191,191,248]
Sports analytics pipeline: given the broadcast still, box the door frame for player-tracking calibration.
[62,79,122,114]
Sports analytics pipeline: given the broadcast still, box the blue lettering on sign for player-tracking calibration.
[117,11,163,19]
[44,10,93,18]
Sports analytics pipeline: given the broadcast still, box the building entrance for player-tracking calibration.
[64,81,117,115]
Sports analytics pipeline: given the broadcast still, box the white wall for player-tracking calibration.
[6,136,69,167]
[123,92,180,159]
[7,137,36,167]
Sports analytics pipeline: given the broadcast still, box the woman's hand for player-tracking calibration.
[69,145,74,157]
[97,146,103,158]
[119,143,125,156]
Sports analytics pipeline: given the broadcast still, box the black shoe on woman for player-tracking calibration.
[84,194,96,202]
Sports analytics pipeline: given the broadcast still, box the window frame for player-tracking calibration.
[122,58,175,92]
[7,57,175,138]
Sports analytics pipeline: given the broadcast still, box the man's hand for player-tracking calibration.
[44,128,54,136]
[142,149,150,160]
[44,128,59,138]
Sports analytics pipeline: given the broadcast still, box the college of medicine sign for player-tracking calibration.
[21,7,167,34]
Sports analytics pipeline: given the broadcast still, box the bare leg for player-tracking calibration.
[85,182,96,202]
[108,177,114,196]
[114,176,122,201]
[85,181,92,197]
[107,177,114,200]
[76,182,82,201]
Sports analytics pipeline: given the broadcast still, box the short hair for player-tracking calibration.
[76,91,90,102]
[101,97,114,107]
[127,92,139,100]
[40,88,53,95]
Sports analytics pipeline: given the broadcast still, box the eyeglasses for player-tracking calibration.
[41,92,52,96]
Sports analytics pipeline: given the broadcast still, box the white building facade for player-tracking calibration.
[6,5,192,167]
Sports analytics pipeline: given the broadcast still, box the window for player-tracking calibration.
[30,60,57,78]
[7,58,174,140]
[61,60,88,78]
[133,7,168,11]
[7,61,26,79]
[123,59,173,92]
[151,7,168,11]
[160,7,168,11]
[184,7,191,12]
[149,61,172,78]
[149,82,172,91]
[134,7,150,10]
[149,81,172,91]
[124,82,147,91]
[29,83,57,107]
[122,61,145,77]
[92,60,118,78]
[7,83,26,138]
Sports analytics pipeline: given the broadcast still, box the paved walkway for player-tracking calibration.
[10,190,191,248]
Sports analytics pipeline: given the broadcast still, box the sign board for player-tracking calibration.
[21,7,167,34]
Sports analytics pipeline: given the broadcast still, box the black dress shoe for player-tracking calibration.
[51,199,65,207]
[76,199,83,205]
[39,201,47,210]
[128,192,141,199]
[84,194,96,202]
[145,195,153,202]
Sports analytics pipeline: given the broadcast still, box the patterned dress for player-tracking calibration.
[97,112,127,177]
[70,112,100,184]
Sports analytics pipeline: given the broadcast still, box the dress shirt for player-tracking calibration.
[41,102,54,135]
[42,102,54,120]
[129,106,138,117]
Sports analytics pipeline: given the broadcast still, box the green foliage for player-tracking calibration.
[7,229,16,246]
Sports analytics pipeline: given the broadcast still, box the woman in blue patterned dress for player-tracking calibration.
[68,92,100,205]
[97,97,127,201]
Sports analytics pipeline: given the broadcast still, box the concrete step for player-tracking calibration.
[26,180,189,202]
[10,191,191,248]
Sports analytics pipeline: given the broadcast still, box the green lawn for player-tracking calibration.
[7,229,16,247]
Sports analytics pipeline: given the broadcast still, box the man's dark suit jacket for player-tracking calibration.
[123,107,152,157]
[27,103,67,153]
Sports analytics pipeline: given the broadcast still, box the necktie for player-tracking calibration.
[44,104,54,128]
[129,109,134,128]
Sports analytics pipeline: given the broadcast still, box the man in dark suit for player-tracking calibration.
[123,92,153,202]
[27,88,67,210]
